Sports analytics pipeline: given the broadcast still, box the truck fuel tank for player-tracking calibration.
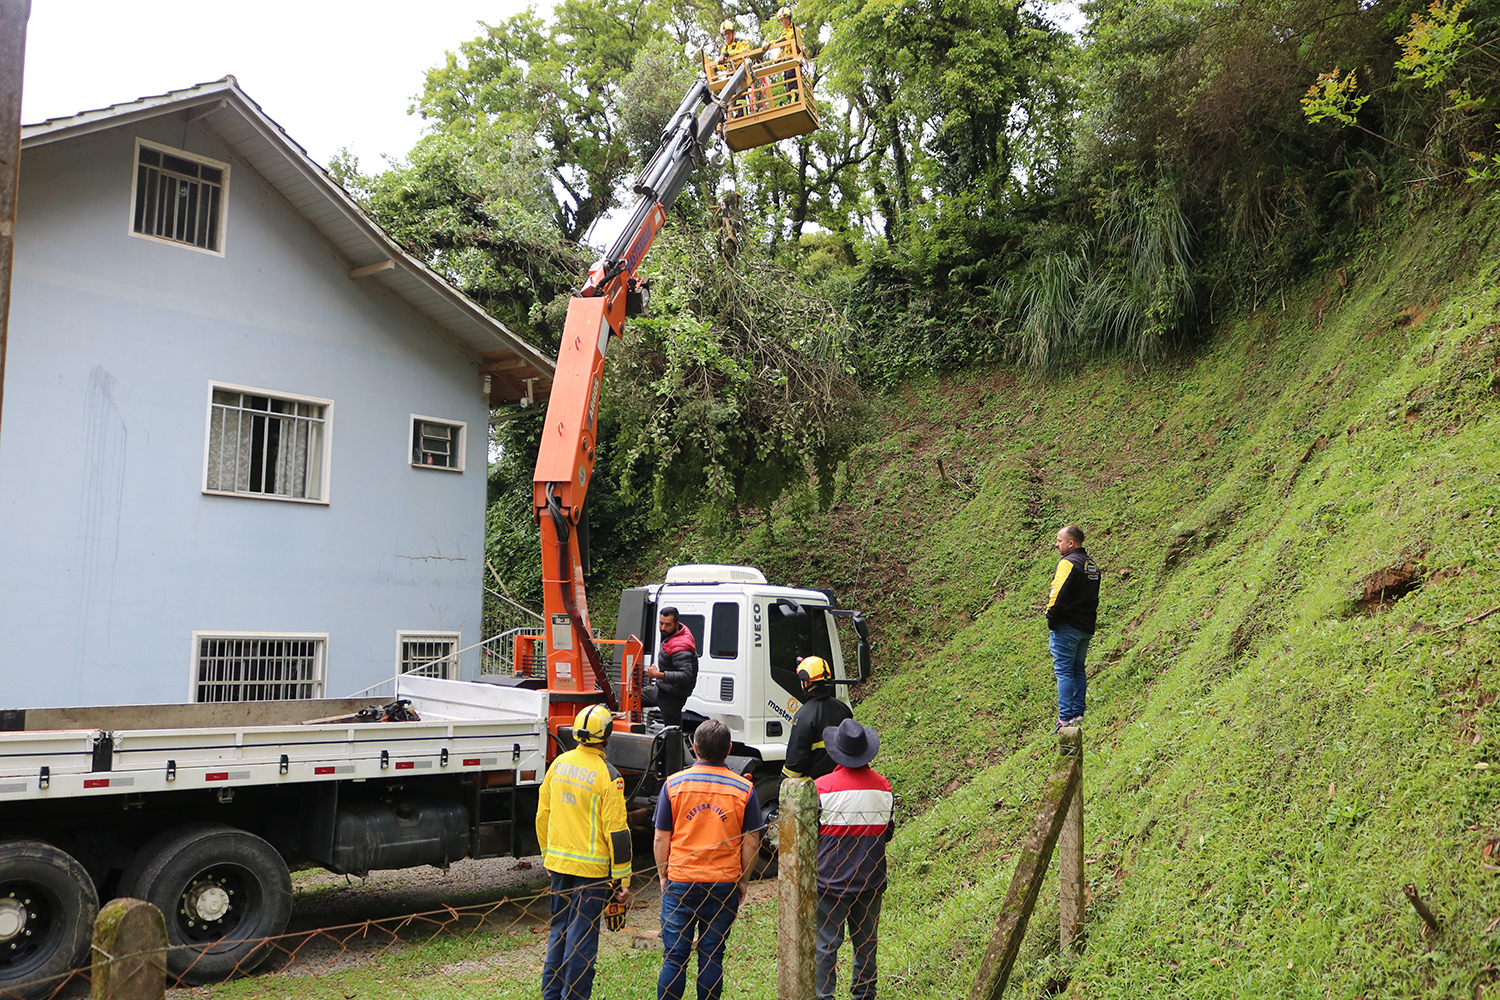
[330,798,469,876]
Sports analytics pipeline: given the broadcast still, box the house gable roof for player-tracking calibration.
[22,77,553,406]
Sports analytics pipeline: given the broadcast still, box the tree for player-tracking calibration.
[416,0,679,243]
[333,134,588,349]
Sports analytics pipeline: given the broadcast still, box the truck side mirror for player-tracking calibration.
[775,598,805,618]
[856,638,871,681]
[852,613,869,641]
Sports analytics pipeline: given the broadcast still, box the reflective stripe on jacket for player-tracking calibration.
[536,744,632,881]
[662,764,756,882]
[782,690,853,779]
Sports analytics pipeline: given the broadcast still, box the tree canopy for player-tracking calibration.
[338,0,1500,600]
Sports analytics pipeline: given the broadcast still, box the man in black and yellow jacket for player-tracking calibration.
[537,705,633,1000]
[1046,524,1101,732]
[783,656,853,779]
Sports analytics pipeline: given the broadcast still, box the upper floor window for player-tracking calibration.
[205,384,331,502]
[132,140,228,254]
[411,416,465,471]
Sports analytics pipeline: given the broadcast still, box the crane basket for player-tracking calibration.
[702,50,819,151]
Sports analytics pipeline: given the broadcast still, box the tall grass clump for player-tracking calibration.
[1006,180,1196,368]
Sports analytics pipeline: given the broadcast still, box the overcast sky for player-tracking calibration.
[20,0,538,171]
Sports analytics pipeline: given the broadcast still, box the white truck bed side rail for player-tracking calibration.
[0,678,547,803]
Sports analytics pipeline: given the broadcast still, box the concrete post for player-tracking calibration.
[776,777,818,1000]
[1058,726,1084,951]
[91,898,167,1000]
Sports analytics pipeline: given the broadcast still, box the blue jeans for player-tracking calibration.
[543,872,611,1000]
[1049,625,1091,722]
[816,891,883,1000]
[658,881,741,1000]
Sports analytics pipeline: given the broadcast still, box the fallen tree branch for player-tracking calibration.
[1404,883,1441,936]
[1436,603,1500,633]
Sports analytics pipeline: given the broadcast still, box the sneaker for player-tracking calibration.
[1051,719,1068,735]
[1067,716,1084,727]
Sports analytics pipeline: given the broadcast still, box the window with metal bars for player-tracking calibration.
[399,634,459,679]
[206,386,328,500]
[194,636,325,702]
[132,143,226,252]
[411,417,464,470]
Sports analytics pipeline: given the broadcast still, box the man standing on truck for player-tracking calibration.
[1046,524,1100,732]
[653,719,763,1000]
[644,606,698,730]
[815,718,894,1000]
[537,705,633,1000]
[783,656,852,779]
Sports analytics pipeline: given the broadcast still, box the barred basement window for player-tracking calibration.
[398,633,460,679]
[194,635,325,702]
[132,141,228,253]
[411,416,465,471]
[205,385,330,501]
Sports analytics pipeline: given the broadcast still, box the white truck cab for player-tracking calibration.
[613,564,870,767]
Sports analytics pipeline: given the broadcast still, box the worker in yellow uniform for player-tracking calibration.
[764,6,803,63]
[537,705,633,1000]
[719,18,752,66]
[762,7,807,105]
[719,19,756,117]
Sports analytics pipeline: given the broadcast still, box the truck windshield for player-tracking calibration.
[768,606,834,702]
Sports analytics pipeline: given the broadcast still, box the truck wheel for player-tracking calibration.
[117,824,292,985]
[0,839,99,1000]
[751,775,783,880]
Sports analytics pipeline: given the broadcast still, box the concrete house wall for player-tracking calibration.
[0,116,492,709]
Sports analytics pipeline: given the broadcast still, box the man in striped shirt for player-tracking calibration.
[814,719,895,1000]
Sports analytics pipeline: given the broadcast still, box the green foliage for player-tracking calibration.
[416,0,681,242]
[1301,67,1371,126]
[605,196,1500,999]
[798,0,1077,252]
[1397,0,1478,89]
[1002,179,1196,367]
[607,224,866,527]
[334,136,586,347]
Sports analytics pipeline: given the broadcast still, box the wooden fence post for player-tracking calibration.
[92,898,167,1000]
[777,777,818,1000]
[967,732,1082,1000]
[1058,726,1084,952]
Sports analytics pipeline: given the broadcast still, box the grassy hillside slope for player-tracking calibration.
[603,198,1500,998]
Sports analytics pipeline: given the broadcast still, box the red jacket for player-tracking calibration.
[656,625,698,702]
[814,765,894,896]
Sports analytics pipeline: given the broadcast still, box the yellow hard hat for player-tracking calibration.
[573,704,614,745]
[721,18,736,31]
[797,656,832,685]
[777,6,792,17]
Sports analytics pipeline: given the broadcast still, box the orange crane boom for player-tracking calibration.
[530,62,753,739]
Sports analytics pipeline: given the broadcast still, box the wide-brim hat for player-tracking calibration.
[823,718,879,768]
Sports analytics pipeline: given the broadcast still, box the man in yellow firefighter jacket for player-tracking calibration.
[537,705,633,1000]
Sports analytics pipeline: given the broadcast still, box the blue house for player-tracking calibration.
[0,78,554,709]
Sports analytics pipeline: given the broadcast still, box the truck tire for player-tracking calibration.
[0,838,99,1000]
[116,824,292,985]
[751,775,784,880]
